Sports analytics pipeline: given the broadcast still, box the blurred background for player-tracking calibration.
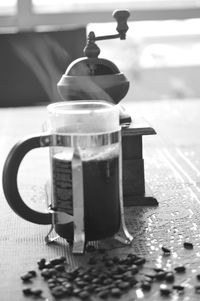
[0,0,200,106]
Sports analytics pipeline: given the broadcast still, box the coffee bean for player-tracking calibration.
[98,273,108,281]
[104,259,114,267]
[97,289,109,298]
[118,281,130,290]
[89,267,99,277]
[41,268,52,279]
[82,274,92,282]
[23,288,43,297]
[141,281,151,291]
[92,278,101,284]
[50,256,66,266]
[37,258,46,270]
[31,288,43,297]
[56,276,68,283]
[154,268,165,273]
[73,287,82,296]
[161,246,171,254]
[174,266,186,273]
[62,286,73,297]
[173,285,185,291]
[22,288,32,295]
[51,286,66,297]
[143,276,154,283]
[117,265,126,274]
[44,261,54,269]
[103,278,113,285]
[54,264,65,272]
[165,272,175,283]
[76,280,88,288]
[183,242,193,250]
[84,285,95,293]
[195,285,200,294]
[112,274,123,280]
[48,283,57,289]
[114,279,122,285]
[130,265,139,275]
[77,269,86,277]
[48,268,57,276]
[129,277,138,287]
[122,271,132,280]
[78,290,90,299]
[110,287,122,297]
[123,257,134,265]
[94,286,107,293]
[88,257,97,265]
[155,271,166,281]
[63,282,73,291]
[127,254,138,261]
[20,272,33,282]
[112,256,120,263]
[47,278,57,284]
[160,284,172,296]
[134,257,146,266]
[28,270,37,277]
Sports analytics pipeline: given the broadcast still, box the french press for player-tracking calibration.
[2,100,133,254]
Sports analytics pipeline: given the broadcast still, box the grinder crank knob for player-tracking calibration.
[112,9,130,39]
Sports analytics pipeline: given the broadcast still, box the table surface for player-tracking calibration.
[1,99,200,300]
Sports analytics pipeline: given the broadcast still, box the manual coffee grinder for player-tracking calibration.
[57,9,158,207]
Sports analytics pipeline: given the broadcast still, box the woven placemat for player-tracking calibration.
[0,102,200,300]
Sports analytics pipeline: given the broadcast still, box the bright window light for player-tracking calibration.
[0,0,17,15]
[32,0,200,13]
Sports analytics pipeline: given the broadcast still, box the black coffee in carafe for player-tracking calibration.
[52,147,120,242]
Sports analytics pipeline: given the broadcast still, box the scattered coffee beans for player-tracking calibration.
[173,285,185,291]
[20,246,200,300]
[22,287,43,297]
[141,281,151,291]
[183,242,194,250]
[78,290,90,299]
[161,246,171,255]
[160,284,172,296]
[97,289,109,298]
[20,270,37,282]
[195,285,200,294]
[155,271,166,281]
[22,288,32,296]
[165,272,175,283]
[174,266,186,273]
[110,287,122,297]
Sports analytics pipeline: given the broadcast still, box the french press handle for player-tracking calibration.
[2,134,52,225]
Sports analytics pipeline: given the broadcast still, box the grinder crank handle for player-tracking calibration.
[112,9,130,39]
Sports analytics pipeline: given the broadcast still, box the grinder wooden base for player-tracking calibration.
[122,118,158,206]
